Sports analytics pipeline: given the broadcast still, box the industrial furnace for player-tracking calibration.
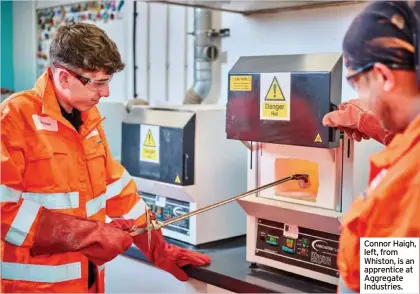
[226,53,355,285]
[121,104,248,246]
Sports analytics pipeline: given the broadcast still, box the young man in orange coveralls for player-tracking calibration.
[322,1,420,293]
[0,23,210,293]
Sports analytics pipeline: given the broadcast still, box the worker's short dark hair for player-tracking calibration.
[49,23,125,75]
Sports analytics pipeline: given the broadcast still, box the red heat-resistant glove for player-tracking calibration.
[111,217,211,282]
[30,208,133,266]
[322,99,396,145]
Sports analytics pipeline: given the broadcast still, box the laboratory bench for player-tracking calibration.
[121,236,337,293]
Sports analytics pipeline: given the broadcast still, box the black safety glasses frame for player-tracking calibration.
[53,62,91,85]
[346,61,415,85]
[346,62,376,82]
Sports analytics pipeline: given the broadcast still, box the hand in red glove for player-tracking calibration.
[112,216,211,282]
[30,208,133,266]
[322,99,396,145]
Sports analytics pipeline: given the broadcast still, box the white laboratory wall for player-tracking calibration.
[219,3,384,196]
[11,0,202,104]
[13,0,37,93]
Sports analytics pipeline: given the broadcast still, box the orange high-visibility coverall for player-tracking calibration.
[337,114,420,293]
[1,69,150,293]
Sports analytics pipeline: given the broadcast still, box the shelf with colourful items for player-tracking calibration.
[35,0,125,76]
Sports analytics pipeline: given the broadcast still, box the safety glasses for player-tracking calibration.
[53,62,113,91]
[346,62,375,89]
[346,61,414,89]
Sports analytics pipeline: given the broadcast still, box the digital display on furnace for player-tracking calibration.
[266,235,279,246]
[281,238,296,254]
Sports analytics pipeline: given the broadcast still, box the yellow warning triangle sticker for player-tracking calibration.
[265,77,285,101]
[314,133,323,143]
[175,175,181,184]
[143,129,156,147]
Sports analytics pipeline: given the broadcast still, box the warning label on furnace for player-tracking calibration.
[360,237,419,294]
[259,73,291,121]
[229,75,252,91]
[140,124,160,164]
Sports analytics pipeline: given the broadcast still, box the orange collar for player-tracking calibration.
[371,113,420,168]
[34,68,61,119]
[33,68,104,134]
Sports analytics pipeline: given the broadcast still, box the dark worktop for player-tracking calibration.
[123,236,337,293]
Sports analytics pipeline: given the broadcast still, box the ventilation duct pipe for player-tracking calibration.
[184,8,214,104]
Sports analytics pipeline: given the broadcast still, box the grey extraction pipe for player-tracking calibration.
[184,8,213,104]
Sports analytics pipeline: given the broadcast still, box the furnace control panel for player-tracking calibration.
[255,219,339,278]
[140,192,191,236]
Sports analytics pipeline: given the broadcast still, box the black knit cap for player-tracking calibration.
[343,1,420,87]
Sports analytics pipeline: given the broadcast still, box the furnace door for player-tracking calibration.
[256,143,343,210]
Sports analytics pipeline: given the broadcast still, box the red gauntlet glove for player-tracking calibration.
[111,217,211,282]
[31,208,133,266]
[322,99,396,145]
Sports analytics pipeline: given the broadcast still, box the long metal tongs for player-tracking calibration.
[129,173,309,238]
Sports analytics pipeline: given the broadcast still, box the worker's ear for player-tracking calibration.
[372,63,395,92]
[58,70,70,89]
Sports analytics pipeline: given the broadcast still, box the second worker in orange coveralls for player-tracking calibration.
[1,23,210,293]
[322,1,420,293]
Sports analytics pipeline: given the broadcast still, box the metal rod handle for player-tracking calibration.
[159,173,308,229]
[129,173,308,237]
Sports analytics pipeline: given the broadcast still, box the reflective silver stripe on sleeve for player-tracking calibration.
[86,193,107,217]
[4,200,42,246]
[105,169,132,199]
[22,192,79,209]
[0,185,79,210]
[122,196,147,220]
[1,261,82,283]
[0,185,21,203]
[86,169,132,217]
